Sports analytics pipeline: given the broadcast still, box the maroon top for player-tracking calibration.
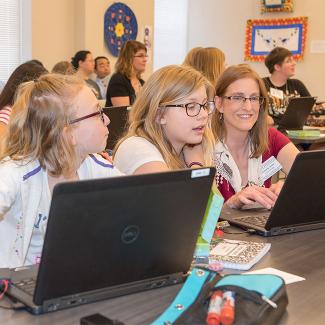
[218,127,290,202]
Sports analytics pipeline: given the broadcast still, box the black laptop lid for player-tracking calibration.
[34,168,215,304]
[266,151,325,230]
[278,96,316,130]
[103,106,129,150]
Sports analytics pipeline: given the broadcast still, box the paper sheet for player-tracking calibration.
[245,267,305,284]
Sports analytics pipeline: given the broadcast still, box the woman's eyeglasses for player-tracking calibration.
[160,101,215,117]
[69,105,105,124]
[133,54,148,58]
[222,95,264,107]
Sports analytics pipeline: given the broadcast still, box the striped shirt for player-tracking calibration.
[0,106,12,125]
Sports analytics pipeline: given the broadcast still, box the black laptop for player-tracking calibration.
[6,167,215,314]
[278,96,316,130]
[103,106,130,150]
[220,151,325,236]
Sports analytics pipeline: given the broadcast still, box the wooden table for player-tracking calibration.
[1,228,325,324]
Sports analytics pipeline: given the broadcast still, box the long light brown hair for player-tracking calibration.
[114,65,215,169]
[115,40,147,79]
[212,64,269,158]
[183,47,225,88]
[0,74,84,177]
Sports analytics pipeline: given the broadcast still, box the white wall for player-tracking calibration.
[188,0,325,99]
[32,0,154,79]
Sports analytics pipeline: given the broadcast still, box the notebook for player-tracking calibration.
[6,167,215,314]
[209,239,271,270]
[103,106,130,150]
[278,96,316,130]
[220,150,325,236]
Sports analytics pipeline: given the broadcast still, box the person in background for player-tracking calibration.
[52,61,75,75]
[0,73,122,268]
[0,61,48,139]
[113,65,215,175]
[212,64,299,209]
[263,47,311,125]
[71,50,102,99]
[94,56,111,100]
[106,41,147,107]
[25,59,46,69]
[183,47,226,89]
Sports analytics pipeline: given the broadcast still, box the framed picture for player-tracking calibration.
[245,17,308,62]
[261,0,294,13]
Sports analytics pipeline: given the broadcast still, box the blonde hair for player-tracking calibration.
[183,47,225,88]
[115,40,147,79]
[0,73,84,177]
[114,65,215,169]
[212,64,269,158]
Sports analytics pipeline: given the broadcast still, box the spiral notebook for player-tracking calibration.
[209,239,271,271]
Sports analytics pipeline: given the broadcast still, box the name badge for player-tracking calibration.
[261,156,282,183]
[270,87,284,100]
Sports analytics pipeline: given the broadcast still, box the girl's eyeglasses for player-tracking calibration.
[69,105,105,124]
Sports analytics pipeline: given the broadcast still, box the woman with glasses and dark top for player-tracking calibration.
[0,74,122,268]
[262,47,311,125]
[212,64,299,210]
[113,65,215,175]
[106,40,147,107]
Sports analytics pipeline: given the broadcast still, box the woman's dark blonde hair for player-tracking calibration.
[183,47,225,88]
[0,73,84,177]
[212,64,269,158]
[114,65,215,169]
[115,40,147,78]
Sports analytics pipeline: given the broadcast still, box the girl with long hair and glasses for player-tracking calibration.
[113,65,215,174]
[212,64,299,209]
[106,40,147,107]
[0,74,122,268]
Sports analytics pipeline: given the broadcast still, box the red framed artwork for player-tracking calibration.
[245,17,308,62]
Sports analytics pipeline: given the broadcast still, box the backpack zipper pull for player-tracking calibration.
[261,295,277,308]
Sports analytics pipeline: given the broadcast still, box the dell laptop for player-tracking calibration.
[278,96,316,130]
[220,151,325,236]
[7,167,215,314]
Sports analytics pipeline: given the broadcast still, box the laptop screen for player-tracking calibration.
[34,168,215,304]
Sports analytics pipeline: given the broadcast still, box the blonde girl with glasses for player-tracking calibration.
[113,65,215,175]
[0,74,122,268]
[212,64,299,210]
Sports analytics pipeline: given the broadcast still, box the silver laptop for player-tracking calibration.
[220,151,325,236]
[6,168,215,314]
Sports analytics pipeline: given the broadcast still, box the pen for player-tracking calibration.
[206,290,223,325]
[220,291,235,325]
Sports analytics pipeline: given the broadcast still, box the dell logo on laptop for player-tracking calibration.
[121,225,140,244]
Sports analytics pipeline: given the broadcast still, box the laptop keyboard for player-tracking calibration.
[13,278,36,296]
[235,215,269,228]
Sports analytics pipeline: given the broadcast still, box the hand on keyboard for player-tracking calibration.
[226,185,278,210]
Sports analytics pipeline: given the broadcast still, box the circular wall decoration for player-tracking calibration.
[104,2,138,57]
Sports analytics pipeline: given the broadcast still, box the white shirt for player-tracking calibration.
[96,75,111,100]
[114,136,165,175]
[25,169,50,265]
[0,154,123,268]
